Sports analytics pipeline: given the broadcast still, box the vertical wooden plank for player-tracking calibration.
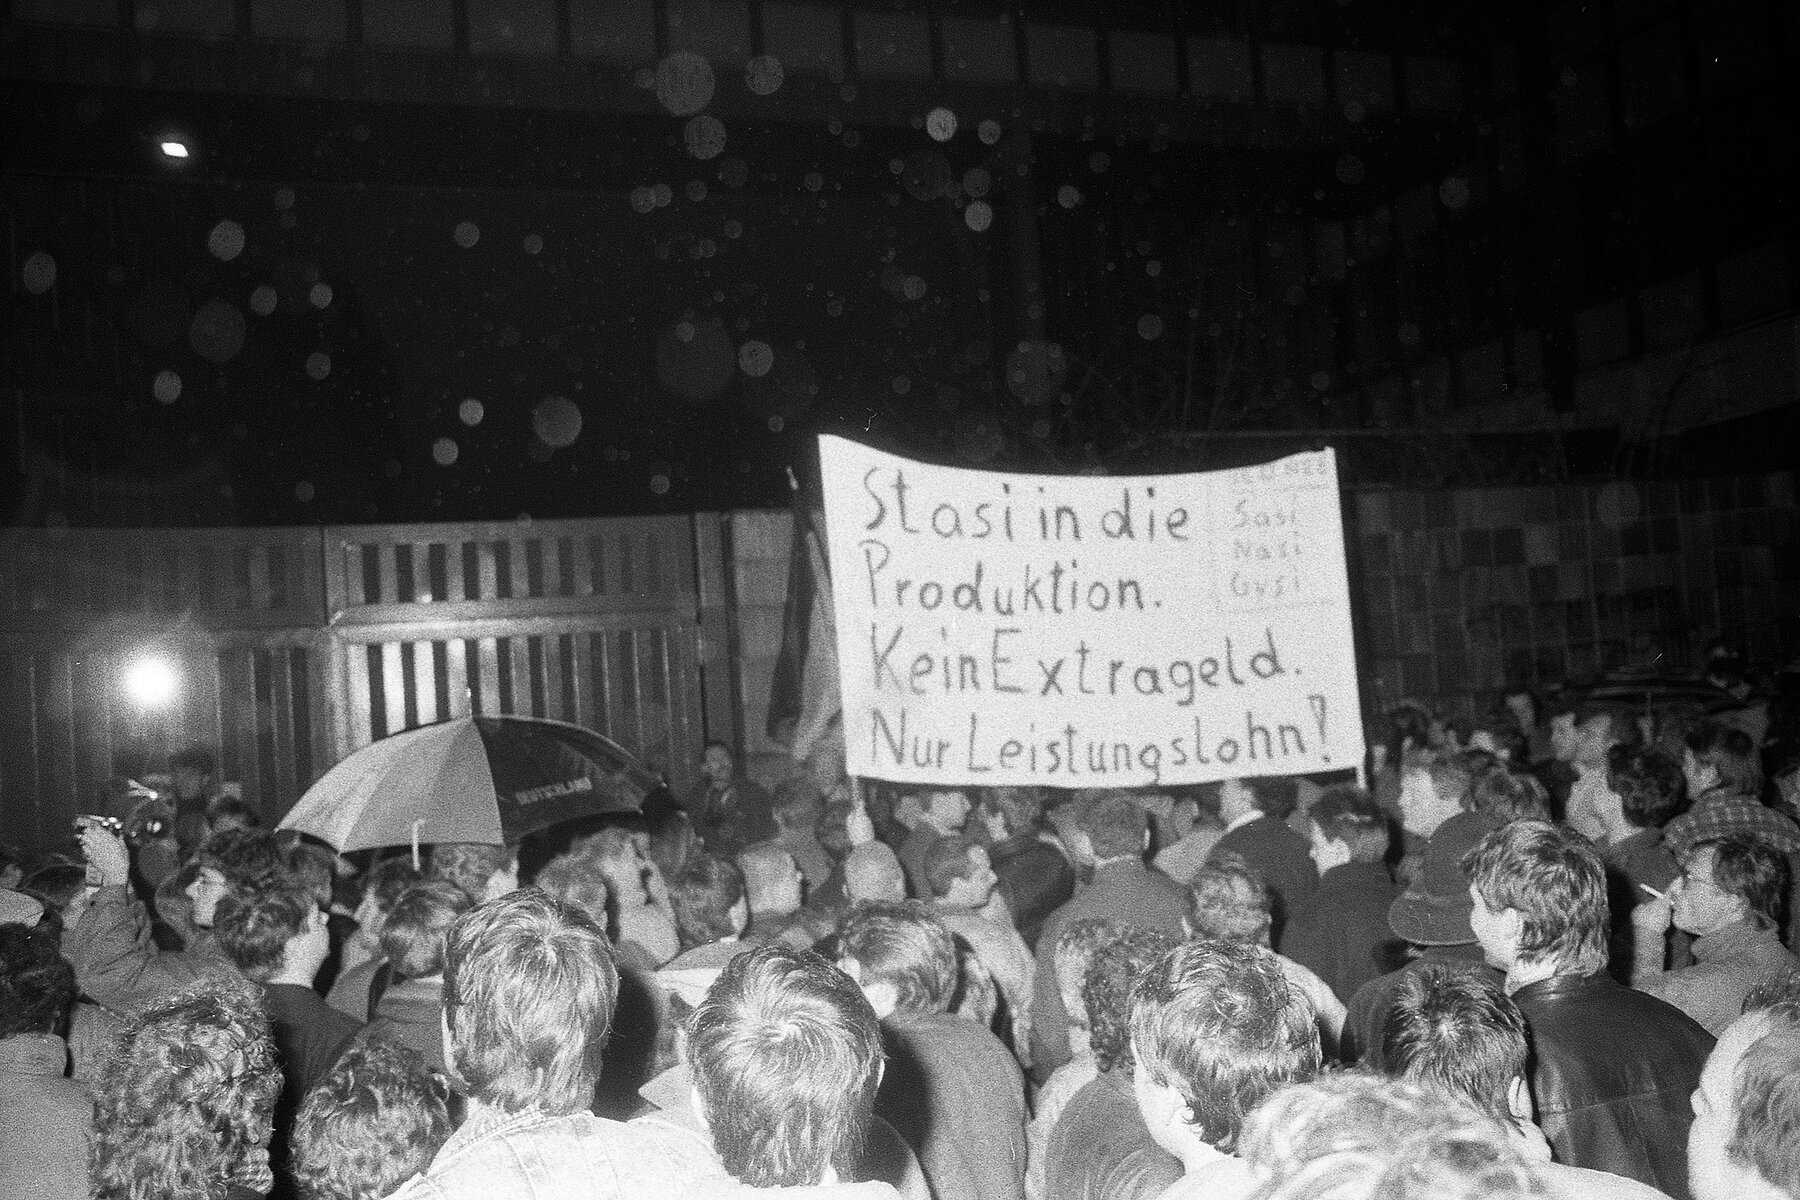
[222,649,261,809]
[413,640,439,725]
[0,651,42,851]
[570,534,594,597]
[380,642,407,733]
[509,537,531,600]
[444,638,471,718]
[417,543,439,604]
[541,537,563,599]
[691,512,734,748]
[510,636,536,716]
[569,628,594,727]
[69,651,111,816]
[271,646,297,806]
[476,542,499,602]
[377,543,399,607]
[444,542,467,602]
[543,632,567,721]
[475,637,502,716]
[345,641,373,750]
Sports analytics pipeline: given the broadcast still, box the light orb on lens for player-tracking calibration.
[295,481,315,502]
[685,114,727,160]
[1057,185,1082,208]
[926,107,958,141]
[964,201,993,232]
[745,55,784,95]
[152,370,182,404]
[249,285,278,316]
[650,473,671,495]
[432,437,459,466]
[453,221,480,248]
[738,340,774,377]
[273,187,296,210]
[21,252,56,294]
[309,283,333,309]
[655,51,716,116]
[207,220,245,261]
[458,398,485,426]
[522,233,543,255]
[306,351,331,380]
[1138,314,1164,340]
[1004,340,1068,404]
[532,396,583,448]
[962,167,991,197]
[1439,176,1471,210]
[189,300,247,364]
[978,119,1002,145]
[630,187,656,214]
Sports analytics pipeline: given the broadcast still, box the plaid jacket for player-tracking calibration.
[1662,789,1800,860]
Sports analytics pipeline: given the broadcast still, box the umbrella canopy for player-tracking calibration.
[1574,671,1737,712]
[280,715,662,852]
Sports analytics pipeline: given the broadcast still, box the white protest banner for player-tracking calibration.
[820,435,1365,788]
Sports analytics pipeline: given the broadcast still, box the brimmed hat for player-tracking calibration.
[1387,811,1494,946]
[0,889,45,927]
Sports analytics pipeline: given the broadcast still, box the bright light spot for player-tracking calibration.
[309,283,333,309]
[745,55,784,96]
[453,221,480,248]
[152,370,182,404]
[123,657,179,706]
[432,437,459,466]
[1057,185,1082,209]
[305,352,331,380]
[926,107,958,141]
[964,201,993,232]
[533,396,583,448]
[978,119,1002,145]
[159,141,189,159]
[207,220,245,261]
[458,398,485,426]
[738,340,774,377]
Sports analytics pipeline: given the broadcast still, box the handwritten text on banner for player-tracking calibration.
[820,436,1366,788]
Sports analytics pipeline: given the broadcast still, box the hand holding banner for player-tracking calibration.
[819,436,1364,788]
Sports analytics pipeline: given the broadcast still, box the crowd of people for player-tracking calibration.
[4,667,1800,1200]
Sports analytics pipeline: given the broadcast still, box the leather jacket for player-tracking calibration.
[1513,972,1713,1200]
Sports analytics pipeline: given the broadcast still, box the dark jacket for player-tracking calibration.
[689,775,777,859]
[876,1008,1027,1200]
[1043,1067,1181,1200]
[1208,816,1319,951]
[1513,971,1713,1200]
[1281,860,1401,1004]
[989,834,1076,950]
[62,884,235,1014]
[1028,860,1191,1079]
[1340,942,1496,1068]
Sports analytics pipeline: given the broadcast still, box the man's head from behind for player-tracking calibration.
[835,900,957,1019]
[1607,744,1687,831]
[843,843,906,905]
[1079,792,1150,863]
[687,944,884,1188]
[1462,820,1608,977]
[1381,964,1529,1127]
[441,890,619,1115]
[737,843,803,920]
[291,1039,451,1200]
[1129,940,1320,1156]
[1084,927,1179,1074]
[1306,787,1389,872]
[1239,1075,1540,1200]
[214,878,329,985]
[672,853,749,946]
[379,881,471,979]
[0,923,74,1039]
[1690,996,1800,1200]
[1184,854,1273,947]
[923,838,997,908]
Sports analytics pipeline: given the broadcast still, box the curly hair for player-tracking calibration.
[532,851,614,933]
[1465,766,1551,826]
[1462,820,1609,976]
[429,843,515,906]
[1186,854,1273,945]
[1052,918,1122,1028]
[1239,1074,1538,1200]
[196,828,290,891]
[670,854,747,948]
[290,1038,451,1200]
[1083,927,1179,1073]
[0,923,74,1038]
[91,975,282,1200]
[1607,744,1686,829]
[358,856,425,919]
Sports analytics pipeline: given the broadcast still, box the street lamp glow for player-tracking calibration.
[159,140,190,159]
[123,657,179,707]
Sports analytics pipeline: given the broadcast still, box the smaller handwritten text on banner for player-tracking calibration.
[820,436,1365,788]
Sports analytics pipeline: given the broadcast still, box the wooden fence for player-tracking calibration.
[0,516,732,858]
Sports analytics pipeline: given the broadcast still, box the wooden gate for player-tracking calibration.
[0,516,725,858]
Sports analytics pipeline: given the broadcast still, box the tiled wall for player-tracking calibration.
[1352,473,1800,721]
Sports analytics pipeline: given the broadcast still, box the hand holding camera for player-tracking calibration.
[74,816,132,888]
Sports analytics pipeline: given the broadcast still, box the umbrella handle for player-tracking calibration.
[411,820,424,872]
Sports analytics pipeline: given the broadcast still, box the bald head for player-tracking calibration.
[844,843,906,905]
